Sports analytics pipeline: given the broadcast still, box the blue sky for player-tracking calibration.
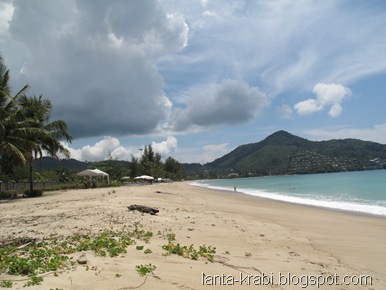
[1,0,386,163]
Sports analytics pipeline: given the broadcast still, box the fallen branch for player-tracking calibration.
[127,205,159,215]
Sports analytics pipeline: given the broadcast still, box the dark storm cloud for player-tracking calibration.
[6,0,187,138]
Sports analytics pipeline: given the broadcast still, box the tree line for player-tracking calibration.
[129,145,186,181]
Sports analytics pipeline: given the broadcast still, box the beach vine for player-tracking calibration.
[162,231,216,262]
[0,225,154,287]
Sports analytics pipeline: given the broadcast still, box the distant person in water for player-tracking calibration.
[234,185,237,192]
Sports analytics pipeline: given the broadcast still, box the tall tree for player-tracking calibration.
[164,156,186,180]
[140,145,164,177]
[0,54,33,174]
[129,155,140,178]
[18,95,73,194]
[0,55,73,193]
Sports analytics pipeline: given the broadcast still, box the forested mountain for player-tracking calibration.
[185,130,386,178]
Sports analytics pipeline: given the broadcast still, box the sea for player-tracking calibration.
[191,170,386,216]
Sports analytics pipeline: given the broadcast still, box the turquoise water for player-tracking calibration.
[192,170,386,216]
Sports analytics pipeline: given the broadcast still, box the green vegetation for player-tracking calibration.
[23,276,43,287]
[166,233,176,242]
[0,280,13,288]
[135,264,156,277]
[128,145,186,180]
[186,130,386,178]
[0,54,73,195]
[162,232,216,262]
[0,191,17,199]
[0,226,155,286]
[0,227,217,286]
[68,229,136,257]
[143,248,152,254]
[162,242,216,262]
[23,189,43,198]
[0,145,186,189]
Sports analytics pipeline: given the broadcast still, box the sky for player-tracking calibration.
[1,0,386,164]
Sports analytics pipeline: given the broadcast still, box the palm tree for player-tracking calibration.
[1,55,73,195]
[0,54,32,175]
[18,95,73,194]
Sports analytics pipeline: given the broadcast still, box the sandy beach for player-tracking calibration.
[0,182,385,290]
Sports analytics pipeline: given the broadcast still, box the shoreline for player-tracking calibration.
[189,179,386,218]
[0,182,385,289]
[184,182,386,288]
[189,181,386,220]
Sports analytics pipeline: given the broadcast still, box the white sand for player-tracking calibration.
[0,182,385,289]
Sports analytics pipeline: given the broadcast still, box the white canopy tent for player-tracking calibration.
[77,169,110,184]
[134,175,154,181]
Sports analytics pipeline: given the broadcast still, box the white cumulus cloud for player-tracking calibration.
[61,136,178,161]
[294,83,351,117]
[151,136,178,157]
[174,142,231,164]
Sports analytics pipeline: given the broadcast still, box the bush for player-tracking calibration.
[24,189,43,198]
[0,190,18,199]
[111,181,123,187]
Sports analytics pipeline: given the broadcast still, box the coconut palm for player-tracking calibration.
[17,95,73,194]
[1,55,73,194]
[0,55,32,175]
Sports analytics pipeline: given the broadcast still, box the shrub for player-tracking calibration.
[0,191,18,199]
[110,181,123,187]
[24,189,43,198]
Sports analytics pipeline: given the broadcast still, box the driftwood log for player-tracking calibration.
[127,204,159,215]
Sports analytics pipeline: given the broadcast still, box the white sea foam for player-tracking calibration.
[190,181,386,216]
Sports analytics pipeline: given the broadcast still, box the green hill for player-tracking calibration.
[203,130,386,177]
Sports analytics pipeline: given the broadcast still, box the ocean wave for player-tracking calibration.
[191,181,386,216]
